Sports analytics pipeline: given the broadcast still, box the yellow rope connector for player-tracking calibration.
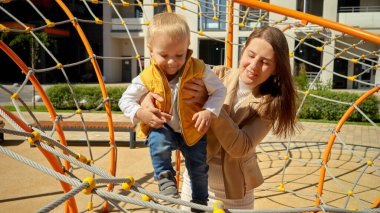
[198,12,203,16]
[316,46,324,52]
[283,156,289,160]
[181,5,187,10]
[324,41,330,45]
[299,38,305,43]
[82,177,96,195]
[347,190,354,196]
[10,93,19,100]
[213,16,219,21]
[142,194,152,201]
[135,54,140,59]
[76,153,92,164]
[335,53,341,58]
[45,19,55,28]
[213,200,225,213]
[289,52,293,58]
[307,33,312,38]
[305,90,310,96]
[350,58,359,64]
[348,75,357,81]
[315,30,320,34]
[108,0,113,5]
[278,184,285,192]
[374,64,378,70]
[76,109,82,114]
[145,21,150,26]
[360,54,366,59]
[352,43,357,48]
[239,22,245,27]
[321,65,326,70]
[56,63,63,69]
[91,0,98,3]
[122,176,135,191]
[343,48,348,53]
[372,51,377,56]
[95,17,103,25]
[122,1,130,6]
[25,26,31,33]
[198,31,204,36]
[367,161,373,166]
[121,20,126,25]
[138,2,142,7]
[87,201,93,211]
[0,24,10,33]
[333,36,337,41]
[28,131,41,145]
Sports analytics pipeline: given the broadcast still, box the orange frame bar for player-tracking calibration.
[234,0,380,45]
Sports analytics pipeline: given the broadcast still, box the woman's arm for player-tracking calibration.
[210,109,272,158]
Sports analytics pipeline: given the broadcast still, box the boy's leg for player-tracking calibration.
[180,135,208,210]
[147,125,179,197]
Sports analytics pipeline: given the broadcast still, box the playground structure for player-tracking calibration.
[0,0,379,212]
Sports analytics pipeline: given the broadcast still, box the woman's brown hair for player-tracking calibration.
[242,26,297,137]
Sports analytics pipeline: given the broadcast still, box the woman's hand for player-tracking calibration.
[183,78,208,106]
[138,92,172,128]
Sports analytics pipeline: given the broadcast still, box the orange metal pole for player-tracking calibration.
[55,1,116,211]
[0,106,78,213]
[226,0,233,67]
[0,41,77,213]
[315,87,380,206]
[234,0,380,45]
[165,0,172,13]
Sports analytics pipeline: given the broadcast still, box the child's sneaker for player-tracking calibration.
[157,170,179,198]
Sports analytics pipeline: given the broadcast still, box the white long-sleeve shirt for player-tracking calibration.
[118,65,226,133]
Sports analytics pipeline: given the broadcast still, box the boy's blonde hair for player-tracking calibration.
[147,12,190,48]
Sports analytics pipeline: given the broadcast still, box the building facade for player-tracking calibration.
[102,0,380,90]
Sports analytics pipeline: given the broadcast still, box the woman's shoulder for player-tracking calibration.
[211,65,235,79]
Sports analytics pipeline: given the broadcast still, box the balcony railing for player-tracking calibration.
[339,6,380,13]
[111,18,144,32]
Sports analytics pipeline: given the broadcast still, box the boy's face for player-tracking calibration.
[149,32,189,77]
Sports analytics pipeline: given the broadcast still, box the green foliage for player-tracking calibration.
[298,90,379,122]
[46,85,125,111]
[294,67,309,90]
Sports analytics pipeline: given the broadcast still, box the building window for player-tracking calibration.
[239,0,268,31]
[154,0,175,14]
[294,38,323,82]
[238,37,247,62]
[198,0,226,31]
[297,0,324,17]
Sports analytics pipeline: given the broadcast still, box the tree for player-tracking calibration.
[2,31,54,108]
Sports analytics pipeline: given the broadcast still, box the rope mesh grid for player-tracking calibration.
[0,0,379,212]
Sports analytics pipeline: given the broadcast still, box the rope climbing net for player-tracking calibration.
[0,0,379,212]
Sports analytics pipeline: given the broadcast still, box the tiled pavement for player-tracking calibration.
[0,111,379,212]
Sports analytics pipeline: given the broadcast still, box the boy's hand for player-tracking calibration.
[136,108,169,128]
[192,110,216,133]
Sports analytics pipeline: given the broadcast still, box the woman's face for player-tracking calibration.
[239,38,276,89]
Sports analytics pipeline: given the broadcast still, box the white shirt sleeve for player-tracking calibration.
[118,76,148,124]
[202,65,227,116]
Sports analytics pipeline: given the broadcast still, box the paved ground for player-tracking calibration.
[0,85,379,212]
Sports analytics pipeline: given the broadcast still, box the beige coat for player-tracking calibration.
[207,66,272,199]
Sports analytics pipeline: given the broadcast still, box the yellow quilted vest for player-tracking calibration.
[137,53,206,146]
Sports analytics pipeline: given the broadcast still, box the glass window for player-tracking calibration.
[239,0,268,31]
[198,0,226,31]
[297,0,324,17]
[154,0,175,14]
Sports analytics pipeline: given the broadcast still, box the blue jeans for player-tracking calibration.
[147,125,209,202]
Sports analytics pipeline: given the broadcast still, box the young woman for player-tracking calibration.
[140,26,297,210]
